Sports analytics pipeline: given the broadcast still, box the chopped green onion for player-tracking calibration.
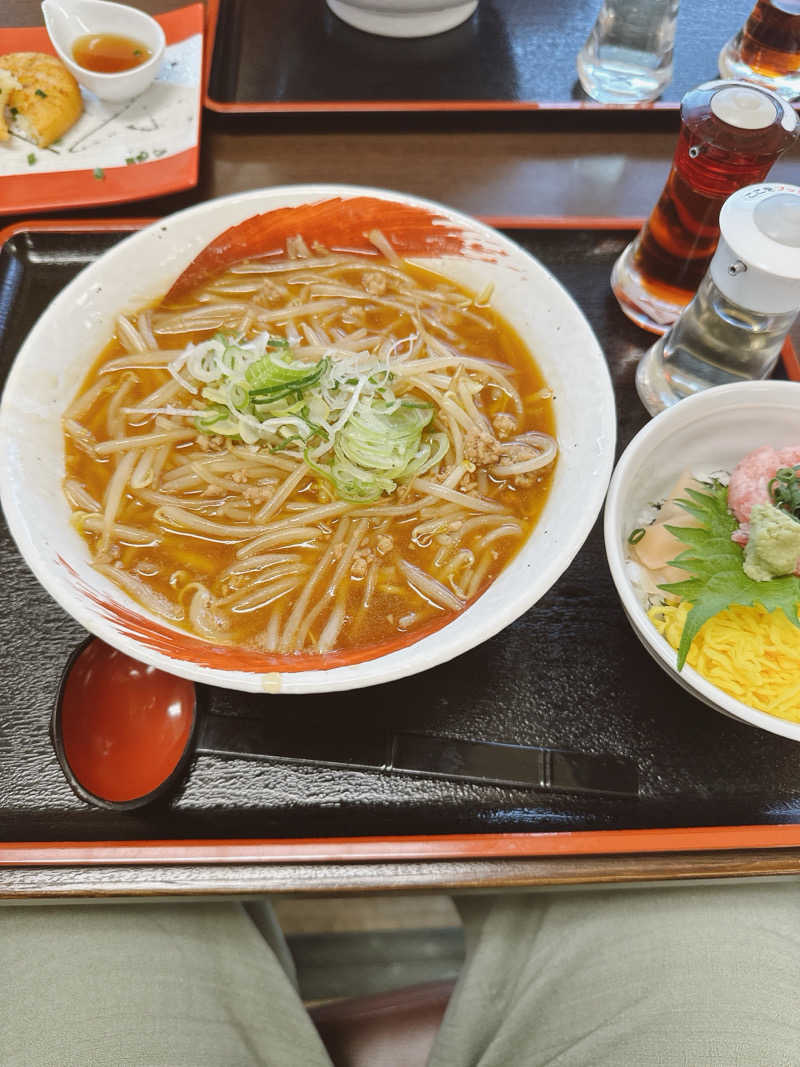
[93,167,105,180]
[306,448,395,503]
[628,528,646,545]
[35,88,47,98]
[27,152,36,165]
[176,333,447,503]
[301,417,329,442]
[250,370,326,406]
[272,433,304,453]
[769,464,800,520]
[194,404,230,433]
[247,355,327,398]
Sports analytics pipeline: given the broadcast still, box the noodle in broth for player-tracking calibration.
[63,232,557,657]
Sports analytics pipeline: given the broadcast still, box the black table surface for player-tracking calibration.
[2,221,800,846]
[207,0,756,110]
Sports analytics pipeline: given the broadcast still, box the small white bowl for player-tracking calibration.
[42,0,165,102]
[326,0,478,37]
[604,380,800,742]
[0,183,616,695]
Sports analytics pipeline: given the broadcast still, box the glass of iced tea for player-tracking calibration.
[719,1,800,100]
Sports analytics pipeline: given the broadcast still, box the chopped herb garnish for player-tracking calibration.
[271,433,303,453]
[304,419,329,441]
[35,88,47,98]
[628,528,645,545]
[93,167,105,180]
[27,152,36,165]
[9,106,18,117]
[769,464,800,521]
[125,156,135,166]
[185,333,446,502]
[194,404,229,432]
[250,359,328,404]
[135,150,149,162]
[133,49,142,55]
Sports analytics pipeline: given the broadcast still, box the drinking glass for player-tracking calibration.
[577,0,680,103]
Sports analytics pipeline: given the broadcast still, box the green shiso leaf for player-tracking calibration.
[659,480,800,670]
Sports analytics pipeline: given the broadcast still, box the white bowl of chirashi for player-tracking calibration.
[604,379,800,742]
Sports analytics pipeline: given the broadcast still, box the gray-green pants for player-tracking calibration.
[2,882,799,1066]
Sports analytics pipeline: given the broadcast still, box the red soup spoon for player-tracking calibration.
[53,637,639,811]
[53,637,197,810]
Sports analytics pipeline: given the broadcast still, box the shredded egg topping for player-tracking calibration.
[650,601,800,723]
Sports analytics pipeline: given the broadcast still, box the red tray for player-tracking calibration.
[0,4,204,215]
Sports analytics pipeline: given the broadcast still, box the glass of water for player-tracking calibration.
[577,0,680,103]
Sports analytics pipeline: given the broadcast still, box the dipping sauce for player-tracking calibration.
[72,33,152,74]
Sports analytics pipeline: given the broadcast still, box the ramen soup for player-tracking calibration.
[63,230,557,659]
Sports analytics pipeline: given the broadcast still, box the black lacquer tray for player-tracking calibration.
[2,219,800,852]
[205,0,756,113]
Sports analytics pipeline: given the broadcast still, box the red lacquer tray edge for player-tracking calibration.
[0,216,649,242]
[4,824,800,867]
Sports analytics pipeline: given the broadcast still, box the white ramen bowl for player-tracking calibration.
[0,184,615,694]
[604,380,800,742]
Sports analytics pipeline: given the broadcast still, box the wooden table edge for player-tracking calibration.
[4,847,800,901]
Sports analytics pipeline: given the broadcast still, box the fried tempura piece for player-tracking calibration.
[0,67,21,141]
[0,52,82,148]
